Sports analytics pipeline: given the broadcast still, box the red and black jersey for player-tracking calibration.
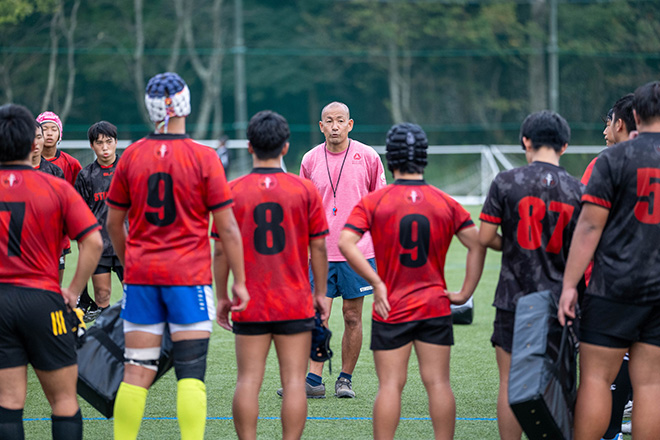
[36,157,65,179]
[480,161,583,311]
[345,180,474,324]
[46,149,82,186]
[211,168,329,322]
[106,133,232,286]
[75,157,119,258]
[584,132,660,304]
[0,165,100,294]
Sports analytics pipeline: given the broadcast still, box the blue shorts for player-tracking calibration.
[121,284,215,325]
[310,259,376,300]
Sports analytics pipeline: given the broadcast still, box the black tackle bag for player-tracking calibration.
[76,302,174,418]
[508,290,578,440]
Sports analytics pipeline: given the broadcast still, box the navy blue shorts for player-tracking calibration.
[310,259,376,300]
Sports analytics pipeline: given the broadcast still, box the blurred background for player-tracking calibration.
[1,0,658,174]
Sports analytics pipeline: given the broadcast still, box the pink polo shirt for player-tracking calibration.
[300,139,386,261]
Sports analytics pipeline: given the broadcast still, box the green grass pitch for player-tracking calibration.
[22,205,509,439]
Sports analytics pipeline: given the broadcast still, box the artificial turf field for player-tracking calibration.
[23,205,511,439]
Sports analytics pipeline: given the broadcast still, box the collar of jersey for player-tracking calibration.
[530,161,561,169]
[146,133,189,140]
[394,179,427,186]
[0,164,33,171]
[252,167,284,174]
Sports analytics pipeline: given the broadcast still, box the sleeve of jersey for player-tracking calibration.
[74,171,90,206]
[62,184,101,241]
[479,176,503,224]
[307,182,329,238]
[344,199,370,236]
[204,152,233,211]
[369,152,387,191]
[453,200,475,233]
[105,160,131,210]
[582,152,614,209]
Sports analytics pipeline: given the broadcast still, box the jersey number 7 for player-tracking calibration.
[516,196,574,254]
[0,202,25,257]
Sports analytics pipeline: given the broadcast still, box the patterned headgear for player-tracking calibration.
[144,72,191,132]
[385,122,428,173]
[36,111,63,142]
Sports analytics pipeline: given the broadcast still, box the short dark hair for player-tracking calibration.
[0,104,36,162]
[385,123,428,174]
[633,81,660,124]
[519,110,570,152]
[611,93,636,133]
[246,110,290,160]
[87,121,117,144]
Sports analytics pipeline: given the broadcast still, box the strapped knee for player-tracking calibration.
[124,347,161,372]
[173,339,209,382]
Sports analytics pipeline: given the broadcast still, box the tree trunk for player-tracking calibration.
[59,0,80,122]
[388,41,404,124]
[41,10,60,112]
[528,0,548,112]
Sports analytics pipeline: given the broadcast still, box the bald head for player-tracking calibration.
[321,102,350,120]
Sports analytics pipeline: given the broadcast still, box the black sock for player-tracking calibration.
[0,406,24,440]
[51,409,82,440]
[603,359,631,438]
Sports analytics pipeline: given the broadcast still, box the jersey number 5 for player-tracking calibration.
[517,196,574,254]
[634,168,660,224]
[0,202,25,257]
[399,214,430,268]
[254,202,285,255]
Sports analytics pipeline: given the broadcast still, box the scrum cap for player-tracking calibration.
[385,122,428,172]
[144,72,191,130]
[36,111,63,142]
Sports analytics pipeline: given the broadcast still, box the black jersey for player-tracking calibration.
[36,157,65,179]
[75,157,119,257]
[480,161,583,311]
[584,132,660,304]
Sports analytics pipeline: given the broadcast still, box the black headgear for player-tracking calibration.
[385,123,428,173]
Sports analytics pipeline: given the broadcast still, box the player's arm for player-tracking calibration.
[212,207,249,313]
[478,221,502,251]
[448,225,486,305]
[558,203,608,325]
[107,207,128,267]
[62,229,103,307]
[213,239,232,331]
[309,237,330,322]
[338,229,389,319]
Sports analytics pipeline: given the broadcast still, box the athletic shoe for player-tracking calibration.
[335,377,355,398]
[83,305,107,323]
[601,433,623,440]
[623,399,633,418]
[276,381,326,399]
[621,421,631,434]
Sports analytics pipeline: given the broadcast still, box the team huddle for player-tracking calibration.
[0,72,659,440]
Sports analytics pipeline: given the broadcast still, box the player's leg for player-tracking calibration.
[232,333,271,440]
[573,343,626,439]
[166,285,215,440]
[628,343,660,439]
[0,366,27,440]
[34,365,82,440]
[91,272,112,308]
[372,343,411,440]
[274,331,312,440]
[114,285,166,440]
[602,356,631,439]
[495,346,522,440]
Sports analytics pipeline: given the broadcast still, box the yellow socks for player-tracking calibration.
[177,378,207,440]
[113,382,148,440]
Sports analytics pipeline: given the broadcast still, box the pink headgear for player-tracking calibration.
[36,111,63,142]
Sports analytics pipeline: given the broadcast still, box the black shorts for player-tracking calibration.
[371,316,454,351]
[491,308,515,353]
[0,284,77,370]
[232,317,315,335]
[94,256,123,278]
[581,294,660,348]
